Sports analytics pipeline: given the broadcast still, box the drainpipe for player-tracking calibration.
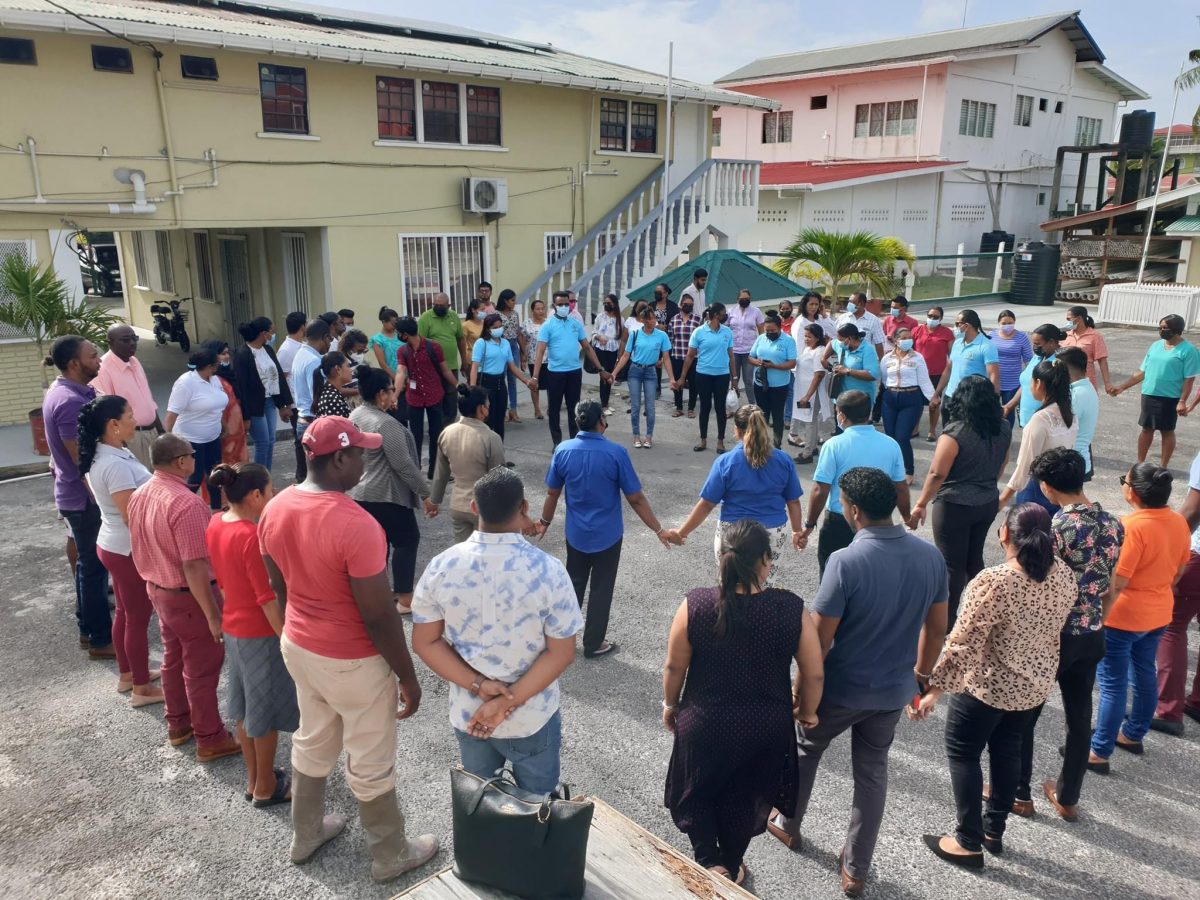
[916,65,929,160]
[152,51,183,226]
[26,137,44,202]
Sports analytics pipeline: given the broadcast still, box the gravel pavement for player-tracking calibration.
[2,321,1199,900]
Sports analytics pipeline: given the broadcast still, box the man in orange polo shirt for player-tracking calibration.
[93,324,163,470]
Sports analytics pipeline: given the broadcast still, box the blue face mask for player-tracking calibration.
[1064,320,1076,331]
[475,311,486,320]
[846,302,857,315]
[554,305,570,318]
[898,338,914,352]
[490,327,504,339]
[890,308,902,319]
[926,317,941,329]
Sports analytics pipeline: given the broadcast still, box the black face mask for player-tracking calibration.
[604,304,616,313]
[433,306,448,317]
[681,304,693,314]
[655,295,666,303]
[717,314,728,325]
[1160,329,1176,340]
[738,298,750,307]
[766,332,780,342]
[780,309,792,319]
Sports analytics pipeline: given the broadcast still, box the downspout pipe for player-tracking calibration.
[152,50,183,226]
[27,136,44,202]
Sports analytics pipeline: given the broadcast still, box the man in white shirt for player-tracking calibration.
[836,292,885,359]
[680,268,708,313]
[276,311,307,394]
[410,467,582,792]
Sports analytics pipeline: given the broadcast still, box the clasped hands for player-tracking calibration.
[465,679,519,737]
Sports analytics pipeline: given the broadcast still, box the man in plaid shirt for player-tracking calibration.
[667,299,702,417]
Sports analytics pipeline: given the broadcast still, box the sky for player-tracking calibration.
[310,0,1199,125]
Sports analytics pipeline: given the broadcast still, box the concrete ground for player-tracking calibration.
[2,310,1199,900]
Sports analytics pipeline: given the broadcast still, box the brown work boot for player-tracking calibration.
[88,644,117,660]
[168,726,194,747]
[290,772,347,864]
[196,733,242,763]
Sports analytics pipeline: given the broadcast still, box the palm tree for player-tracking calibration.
[0,253,119,389]
[1179,50,1200,134]
[771,228,916,311]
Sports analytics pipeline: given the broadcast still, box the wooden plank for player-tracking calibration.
[394,799,755,900]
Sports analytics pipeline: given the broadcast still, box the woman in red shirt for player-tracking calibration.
[913,305,955,442]
[206,462,299,807]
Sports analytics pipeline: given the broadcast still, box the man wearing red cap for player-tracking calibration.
[259,416,437,882]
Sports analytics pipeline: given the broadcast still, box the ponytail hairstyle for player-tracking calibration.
[314,351,347,404]
[1126,462,1174,508]
[457,383,490,418]
[705,301,727,323]
[76,395,128,476]
[1032,323,1068,345]
[236,317,272,344]
[734,404,774,469]
[958,308,987,338]
[715,519,772,639]
[187,347,218,372]
[1003,502,1056,582]
[378,306,399,327]
[1032,359,1073,428]
[207,462,271,504]
[804,322,828,347]
[1068,305,1095,328]
[356,364,393,406]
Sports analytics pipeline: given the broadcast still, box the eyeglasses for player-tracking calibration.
[171,451,196,461]
[1119,474,1129,486]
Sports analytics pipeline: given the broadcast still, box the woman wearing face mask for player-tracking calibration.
[1062,306,1112,392]
[669,295,702,419]
[313,351,353,419]
[788,324,831,463]
[998,360,1076,514]
[1109,315,1200,468]
[494,289,525,423]
[203,340,248,470]
[339,329,369,367]
[166,346,230,509]
[728,290,766,402]
[747,313,797,448]
[233,318,293,471]
[679,303,736,453]
[821,323,880,435]
[933,309,1000,407]
[988,311,1032,426]
[470,312,536,439]
[395,316,457,478]
[1001,324,1066,428]
[461,298,486,378]
[777,300,798,432]
[880,326,936,481]
[522,299,548,419]
[611,305,674,448]
[591,293,627,415]
[914,306,955,441]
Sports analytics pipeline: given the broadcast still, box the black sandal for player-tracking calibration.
[252,770,292,808]
[693,443,707,452]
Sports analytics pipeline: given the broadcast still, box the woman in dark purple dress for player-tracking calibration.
[662,519,824,884]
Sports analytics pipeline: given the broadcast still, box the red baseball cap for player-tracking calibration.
[301,416,383,457]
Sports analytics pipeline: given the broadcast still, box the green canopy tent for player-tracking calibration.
[624,249,809,309]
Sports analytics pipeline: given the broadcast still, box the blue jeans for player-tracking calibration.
[628,364,657,437]
[249,403,278,470]
[506,338,521,410]
[784,372,795,424]
[455,710,562,794]
[882,389,924,475]
[1000,387,1018,428]
[1091,625,1166,757]
[61,502,112,647]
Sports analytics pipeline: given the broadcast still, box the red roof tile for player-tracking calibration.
[759,159,965,188]
[1155,124,1196,137]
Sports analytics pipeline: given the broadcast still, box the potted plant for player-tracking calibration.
[0,254,120,454]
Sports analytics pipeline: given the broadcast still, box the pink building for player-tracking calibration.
[712,11,1147,261]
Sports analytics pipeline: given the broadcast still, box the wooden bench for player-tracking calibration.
[392,798,755,899]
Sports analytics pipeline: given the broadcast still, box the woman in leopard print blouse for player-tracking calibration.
[911,502,1077,870]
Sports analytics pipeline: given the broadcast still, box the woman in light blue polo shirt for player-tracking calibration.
[1002,324,1066,428]
[934,309,1000,403]
[821,322,880,434]
[748,313,797,448]
[679,302,736,453]
[611,305,672,448]
[470,313,534,440]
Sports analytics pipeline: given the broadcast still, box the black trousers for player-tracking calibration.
[595,349,618,408]
[187,437,223,510]
[695,372,729,442]
[944,692,1038,852]
[670,355,696,411]
[358,501,420,595]
[440,384,459,425]
[1015,628,1106,806]
[931,497,1000,628]
[293,418,309,483]
[566,538,622,655]
[543,368,582,445]
[817,512,855,579]
[478,373,507,440]
[753,381,788,447]
[407,402,444,478]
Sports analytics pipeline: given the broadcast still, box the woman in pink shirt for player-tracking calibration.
[1062,306,1112,392]
[913,306,955,441]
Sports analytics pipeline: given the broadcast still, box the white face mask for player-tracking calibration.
[349,351,365,365]
[554,305,570,318]
[846,302,857,315]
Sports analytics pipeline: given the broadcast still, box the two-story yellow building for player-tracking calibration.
[0,0,769,375]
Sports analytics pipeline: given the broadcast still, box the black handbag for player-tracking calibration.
[450,766,594,900]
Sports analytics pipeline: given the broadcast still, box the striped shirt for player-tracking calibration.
[128,470,213,589]
[668,312,701,358]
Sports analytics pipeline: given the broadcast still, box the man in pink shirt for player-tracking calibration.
[883,296,920,351]
[93,324,163,469]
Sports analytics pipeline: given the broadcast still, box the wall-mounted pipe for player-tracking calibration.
[26,137,44,201]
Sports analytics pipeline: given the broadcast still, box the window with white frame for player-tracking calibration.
[959,100,996,138]
[375,78,502,147]
[1075,116,1103,145]
[762,111,793,143]
[854,100,918,138]
[399,233,488,315]
[544,232,572,268]
[1014,94,1033,127]
[130,231,174,293]
[599,98,658,153]
[192,232,215,300]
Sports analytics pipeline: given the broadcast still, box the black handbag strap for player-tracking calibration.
[466,774,510,815]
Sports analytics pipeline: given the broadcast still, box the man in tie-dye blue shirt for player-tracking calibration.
[411,467,583,792]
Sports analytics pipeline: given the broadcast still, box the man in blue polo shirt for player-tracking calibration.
[532,291,610,446]
[537,401,674,657]
[801,391,909,577]
[290,317,332,481]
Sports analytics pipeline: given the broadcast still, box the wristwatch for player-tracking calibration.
[803,520,818,531]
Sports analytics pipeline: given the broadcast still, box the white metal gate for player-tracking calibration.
[218,236,253,345]
[398,233,487,315]
[282,232,310,315]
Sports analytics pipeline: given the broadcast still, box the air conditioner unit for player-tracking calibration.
[463,177,508,215]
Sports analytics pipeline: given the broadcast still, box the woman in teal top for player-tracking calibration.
[821,322,880,433]
[470,312,534,441]
[612,305,673,447]
[934,309,1000,403]
[1002,324,1065,427]
[370,306,404,377]
[679,302,736,453]
[748,313,797,448]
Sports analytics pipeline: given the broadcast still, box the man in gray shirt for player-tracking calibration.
[769,467,947,897]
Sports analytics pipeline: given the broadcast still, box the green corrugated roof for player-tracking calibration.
[625,250,809,307]
[1164,215,1200,235]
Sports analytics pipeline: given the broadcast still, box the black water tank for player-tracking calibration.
[978,230,1015,276]
[1119,110,1156,152]
[1011,241,1060,306]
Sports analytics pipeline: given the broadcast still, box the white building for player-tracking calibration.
[712,11,1149,261]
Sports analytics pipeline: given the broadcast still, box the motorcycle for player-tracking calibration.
[150,296,192,352]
